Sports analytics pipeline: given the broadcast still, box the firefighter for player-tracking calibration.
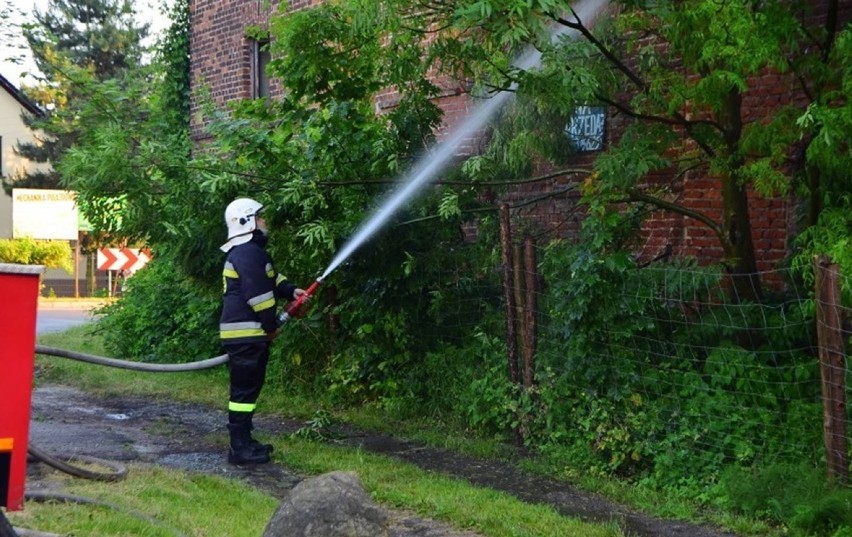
[219,198,307,465]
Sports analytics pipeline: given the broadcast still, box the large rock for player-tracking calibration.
[263,471,389,537]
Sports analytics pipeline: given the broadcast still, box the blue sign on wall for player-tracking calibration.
[566,106,606,152]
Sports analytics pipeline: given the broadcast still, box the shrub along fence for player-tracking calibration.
[490,216,850,487]
[415,204,840,489]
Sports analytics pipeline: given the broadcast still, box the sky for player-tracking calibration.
[0,0,172,88]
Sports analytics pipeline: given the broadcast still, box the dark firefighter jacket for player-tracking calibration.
[219,232,297,344]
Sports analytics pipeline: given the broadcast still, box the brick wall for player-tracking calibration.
[629,62,818,275]
[636,3,850,275]
[190,0,322,140]
[191,1,478,143]
[190,0,258,139]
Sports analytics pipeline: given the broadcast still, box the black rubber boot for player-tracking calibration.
[227,423,270,465]
[248,414,274,455]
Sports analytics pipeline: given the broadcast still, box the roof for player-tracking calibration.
[0,73,44,117]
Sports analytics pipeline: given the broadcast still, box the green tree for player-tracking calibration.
[3,0,149,192]
[59,0,227,279]
[188,2,489,395]
[790,21,852,298]
[64,0,501,393]
[56,0,228,359]
[377,0,850,302]
[55,0,213,276]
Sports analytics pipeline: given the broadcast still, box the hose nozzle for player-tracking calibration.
[278,279,321,324]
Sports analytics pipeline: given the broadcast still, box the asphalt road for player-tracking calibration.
[36,307,96,334]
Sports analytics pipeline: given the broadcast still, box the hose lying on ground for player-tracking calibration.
[26,445,127,482]
[34,345,229,372]
[8,525,63,537]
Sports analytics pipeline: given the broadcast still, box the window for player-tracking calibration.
[251,39,271,98]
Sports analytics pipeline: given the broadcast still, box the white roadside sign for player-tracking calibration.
[12,188,79,240]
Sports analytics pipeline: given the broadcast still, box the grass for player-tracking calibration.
[15,323,627,537]
[8,465,277,537]
[30,324,786,536]
[276,438,623,537]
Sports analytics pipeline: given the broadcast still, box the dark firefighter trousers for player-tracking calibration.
[225,342,270,440]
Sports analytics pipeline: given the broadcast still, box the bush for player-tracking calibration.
[94,259,221,363]
[530,227,827,494]
[0,237,73,272]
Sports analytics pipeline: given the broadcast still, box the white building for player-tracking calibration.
[0,73,51,238]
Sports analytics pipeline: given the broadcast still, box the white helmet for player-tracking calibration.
[221,198,263,252]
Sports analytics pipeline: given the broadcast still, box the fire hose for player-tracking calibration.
[6,284,323,537]
[33,346,229,372]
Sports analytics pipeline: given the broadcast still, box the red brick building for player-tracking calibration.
[189,0,849,275]
[189,0,478,143]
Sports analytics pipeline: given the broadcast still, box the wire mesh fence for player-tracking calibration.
[385,222,849,487]
[478,239,851,485]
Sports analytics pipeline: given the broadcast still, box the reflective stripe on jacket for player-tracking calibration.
[220,234,296,344]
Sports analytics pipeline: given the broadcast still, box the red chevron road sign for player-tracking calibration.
[97,248,151,273]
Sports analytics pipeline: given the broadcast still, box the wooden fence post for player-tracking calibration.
[522,236,537,388]
[512,242,528,371]
[499,204,524,445]
[814,256,848,484]
[499,203,520,385]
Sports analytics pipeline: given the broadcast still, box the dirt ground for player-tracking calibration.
[26,384,738,537]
